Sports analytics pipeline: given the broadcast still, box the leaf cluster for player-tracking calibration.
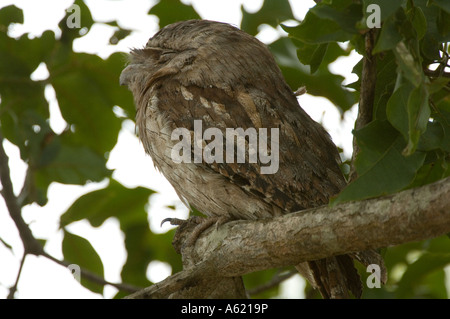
[282,0,450,298]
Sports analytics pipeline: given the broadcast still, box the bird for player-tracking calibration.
[120,19,385,298]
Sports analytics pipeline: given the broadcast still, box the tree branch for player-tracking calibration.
[0,132,43,256]
[126,176,450,299]
[7,252,27,299]
[0,132,140,296]
[349,29,377,181]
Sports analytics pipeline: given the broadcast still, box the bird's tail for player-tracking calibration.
[295,251,386,299]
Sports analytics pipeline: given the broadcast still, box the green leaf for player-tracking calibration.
[270,37,357,112]
[385,68,431,157]
[60,179,155,227]
[34,143,111,186]
[49,51,123,155]
[283,8,354,44]
[420,35,441,62]
[322,41,351,64]
[60,179,167,287]
[409,154,449,187]
[0,30,56,79]
[426,235,450,253]
[434,98,450,152]
[428,77,450,95]
[296,42,330,74]
[332,120,426,204]
[393,41,423,87]
[357,52,398,121]
[419,0,450,44]
[296,42,321,67]
[417,122,445,151]
[387,82,414,142]
[241,0,294,36]
[383,241,423,271]
[309,43,329,74]
[408,6,427,39]
[403,85,430,155]
[437,8,450,36]
[109,28,132,45]
[62,230,104,294]
[149,0,200,28]
[396,252,450,298]
[312,1,361,34]
[432,0,450,14]
[373,14,403,53]
[0,85,49,158]
[0,5,23,27]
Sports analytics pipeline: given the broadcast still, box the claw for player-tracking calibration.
[161,216,234,249]
[214,215,230,231]
[160,217,186,227]
[184,216,233,247]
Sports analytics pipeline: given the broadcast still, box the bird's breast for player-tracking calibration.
[137,92,278,220]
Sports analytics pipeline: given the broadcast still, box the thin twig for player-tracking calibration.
[7,253,27,299]
[247,269,297,296]
[423,68,450,78]
[43,252,141,293]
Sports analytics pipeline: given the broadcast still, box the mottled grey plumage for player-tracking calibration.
[120,20,383,298]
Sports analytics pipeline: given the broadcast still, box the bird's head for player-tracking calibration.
[120,19,286,101]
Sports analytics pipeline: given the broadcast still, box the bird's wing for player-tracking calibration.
[153,78,345,213]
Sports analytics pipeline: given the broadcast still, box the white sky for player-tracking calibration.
[0,0,360,299]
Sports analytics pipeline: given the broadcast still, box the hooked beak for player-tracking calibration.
[119,64,133,86]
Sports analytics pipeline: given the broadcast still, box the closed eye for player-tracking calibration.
[158,50,177,63]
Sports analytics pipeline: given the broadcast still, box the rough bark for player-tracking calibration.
[126,176,450,299]
[349,29,377,182]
